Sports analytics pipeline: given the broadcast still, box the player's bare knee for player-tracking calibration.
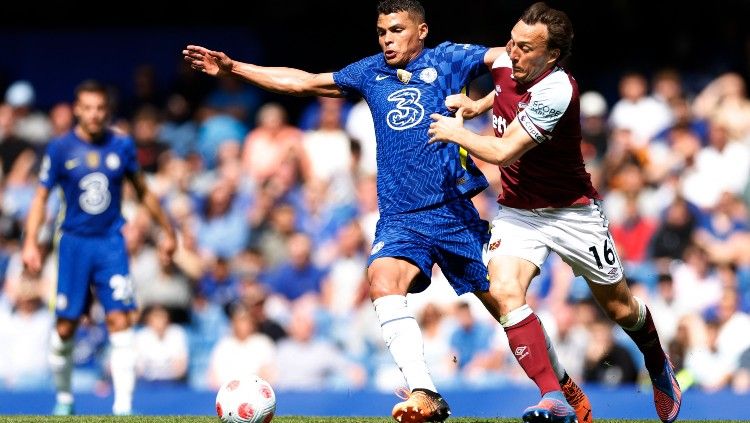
[368,273,401,299]
[56,325,76,340]
[488,276,524,306]
[106,311,131,333]
[55,319,77,340]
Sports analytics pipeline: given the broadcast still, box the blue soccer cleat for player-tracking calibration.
[650,356,681,423]
[522,391,578,423]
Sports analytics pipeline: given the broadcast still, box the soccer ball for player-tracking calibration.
[215,376,276,423]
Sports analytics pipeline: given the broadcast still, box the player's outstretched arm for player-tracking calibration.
[183,44,343,97]
[428,111,537,167]
[21,185,50,274]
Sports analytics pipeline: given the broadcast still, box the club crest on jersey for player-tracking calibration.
[495,85,502,94]
[86,151,100,168]
[419,67,437,83]
[396,69,412,84]
[106,153,120,170]
[488,239,502,251]
[517,102,528,111]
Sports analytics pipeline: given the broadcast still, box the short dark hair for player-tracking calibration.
[74,79,109,103]
[377,0,425,24]
[520,2,574,63]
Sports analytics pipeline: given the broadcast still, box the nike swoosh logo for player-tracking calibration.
[65,158,79,169]
[375,75,389,81]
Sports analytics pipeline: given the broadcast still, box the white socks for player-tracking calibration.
[373,295,437,392]
[622,296,647,332]
[499,304,533,327]
[109,328,136,415]
[49,331,74,405]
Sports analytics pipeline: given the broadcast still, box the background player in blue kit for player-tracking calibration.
[21,80,177,416]
[184,1,588,421]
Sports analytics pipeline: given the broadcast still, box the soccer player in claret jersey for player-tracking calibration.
[22,80,177,416]
[428,3,681,423]
[184,1,587,422]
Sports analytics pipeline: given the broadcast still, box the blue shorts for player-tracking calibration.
[55,232,135,320]
[368,198,490,296]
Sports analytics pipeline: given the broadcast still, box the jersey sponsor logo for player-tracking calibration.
[492,114,508,136]
[517,102,528,112]
[106,153,120,170]
[78,172,111,215]
[419,67,437,83]
[607,267,620,280]
[65,158,80,170]
[460,43,472,50]
[386,88,424,130]
[375,74,389,81]
[495,85,501,95]
[530,100,563,118]
[370,241,385,255]
[518,113,546,143]
[396,69,412,84]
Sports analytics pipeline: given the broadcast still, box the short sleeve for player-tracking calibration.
[123,136,140,174]
[333,54,378,96]
[517,71,573,143]
[437,42,490,87]
[39,143,59,189]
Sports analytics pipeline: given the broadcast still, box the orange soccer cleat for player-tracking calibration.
[391,388,451,423]
[561,374,593,423]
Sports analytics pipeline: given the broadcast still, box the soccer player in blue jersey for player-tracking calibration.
[22,80,177,416]
[184,1,586,422]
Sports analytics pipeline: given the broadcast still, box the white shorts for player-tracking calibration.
[484,200,624,285]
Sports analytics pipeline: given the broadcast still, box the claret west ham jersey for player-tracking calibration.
[334,42,490,216]
[490,52,599,209]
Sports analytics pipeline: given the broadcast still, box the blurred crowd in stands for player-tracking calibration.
[1,61,750,396]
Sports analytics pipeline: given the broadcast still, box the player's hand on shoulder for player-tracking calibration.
[183,44,233,77]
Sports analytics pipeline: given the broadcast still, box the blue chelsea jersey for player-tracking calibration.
[39,129,139,236]
[333,41,490,216]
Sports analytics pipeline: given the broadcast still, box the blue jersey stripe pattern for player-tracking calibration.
[334,42,490,216]
[39,129,139,236]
